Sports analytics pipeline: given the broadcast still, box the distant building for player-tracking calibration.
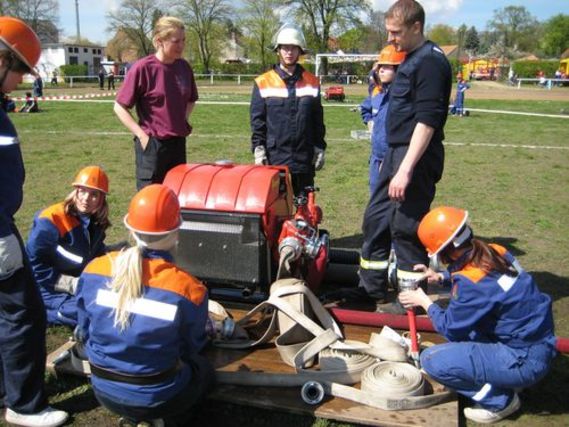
[37,43,106,79]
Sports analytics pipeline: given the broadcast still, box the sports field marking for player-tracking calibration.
[17,130,569,150]
[33,98,569,120]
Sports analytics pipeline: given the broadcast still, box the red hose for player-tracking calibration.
[330,307,569,354]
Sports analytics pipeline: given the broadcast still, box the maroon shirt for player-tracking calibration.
[116,55,198,139]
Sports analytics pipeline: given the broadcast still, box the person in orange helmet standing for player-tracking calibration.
[76,184,215,425]
[26,166,111,327]
[0,16,68,427]
[360,45,406,193]
[399,206,557,424]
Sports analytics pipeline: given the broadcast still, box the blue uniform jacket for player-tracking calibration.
[429,244,556,349]
[76,250,209,406]
[0,108,25,238]
[360,86,390,160]
[250,65,326,174]
[26,202,106,325]
[387,40,452,146]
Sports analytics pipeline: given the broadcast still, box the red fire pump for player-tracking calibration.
[163,162,328,302]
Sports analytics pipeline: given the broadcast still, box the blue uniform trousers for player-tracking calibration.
[0,228,48,413]
[93,354,215,424]
[368,154,382,194]
[421,341,556,410]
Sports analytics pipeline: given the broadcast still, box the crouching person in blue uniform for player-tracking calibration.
[399,206,557,424]
[0,16,68,427]
[76,184,215,425]
[26,166,110,327]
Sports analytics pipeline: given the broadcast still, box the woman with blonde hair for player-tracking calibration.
[114,16,199,190]
[26,165,110,327]
[76,184,215,426]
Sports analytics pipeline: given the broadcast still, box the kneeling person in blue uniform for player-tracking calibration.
[399,206,557,424]
[26,166,110,327]
[76,184,215,425]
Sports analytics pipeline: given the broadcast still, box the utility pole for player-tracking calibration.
[75,0,81,41]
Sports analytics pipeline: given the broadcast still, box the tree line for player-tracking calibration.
[3,0,568,74]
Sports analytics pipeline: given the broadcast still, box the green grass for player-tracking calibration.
[5,86,569,426]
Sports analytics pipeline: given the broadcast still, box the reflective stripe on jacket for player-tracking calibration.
[250,65,326,173]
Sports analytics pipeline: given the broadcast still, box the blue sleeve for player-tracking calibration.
[179,293,210,361]
[26,217,60,289]
[360,96,373,123]
[428,274,496,342]
[250,84,266,152]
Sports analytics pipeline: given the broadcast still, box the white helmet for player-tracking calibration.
[273,25,307,54]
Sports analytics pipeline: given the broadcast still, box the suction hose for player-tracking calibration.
[329,308,569,354]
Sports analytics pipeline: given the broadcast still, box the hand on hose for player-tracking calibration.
[367,121,374,132]
[313,147,325,171]
[413,264,444,285]
[254,146,268,165]
[0,233,23,280]
[398,287,432,312]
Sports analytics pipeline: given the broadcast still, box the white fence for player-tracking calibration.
[515,78,569,89]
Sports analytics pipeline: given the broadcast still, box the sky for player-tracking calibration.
[59,0,568,45]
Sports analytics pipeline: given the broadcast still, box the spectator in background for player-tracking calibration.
[452,79,470,117]
[107,69,115,90]
[114,16,199,190]
[98,66,105,90]
[19,91,39,113]
[32,74,43,97]
[51,69,58,85]
[1,93,16,112]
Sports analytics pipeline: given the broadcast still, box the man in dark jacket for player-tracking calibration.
[250,25,326,196]
[325,0,452,312]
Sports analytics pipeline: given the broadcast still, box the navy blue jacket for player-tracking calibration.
[0,108,24,238]
[250,65,326,174]
[387,41,452,146]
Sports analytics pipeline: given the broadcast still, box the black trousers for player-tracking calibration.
[290,171,315,197]
[0,226,48,413]
[134,136,187,190]
[358,143,444,299]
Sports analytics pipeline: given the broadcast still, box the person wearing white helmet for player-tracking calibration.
[0,16,69,427]
[250,24,326,196]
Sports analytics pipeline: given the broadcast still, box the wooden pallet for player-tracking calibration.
[47,312,458,427]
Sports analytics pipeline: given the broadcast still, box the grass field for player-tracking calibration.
[4,81,569,426]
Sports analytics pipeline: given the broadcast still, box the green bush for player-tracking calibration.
[60,64,88,77]
[512,60,560,78]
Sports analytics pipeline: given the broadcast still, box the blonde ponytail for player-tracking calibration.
[108,229,178,331]
[108,245,144,331]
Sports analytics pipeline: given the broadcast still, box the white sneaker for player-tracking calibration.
[5,406,69,427]
[464,393,521,424]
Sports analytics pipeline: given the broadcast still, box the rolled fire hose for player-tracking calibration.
[300,361,454,411]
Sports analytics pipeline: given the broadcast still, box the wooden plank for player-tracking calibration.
[46,308,458,426]
[206,308,458,426]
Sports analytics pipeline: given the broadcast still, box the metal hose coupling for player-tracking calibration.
[301,381,325,405]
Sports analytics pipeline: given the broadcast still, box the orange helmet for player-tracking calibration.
[0,17,41,72]
[417,206,470,257]
[72,166,109,194]
[124,184,181,235]
[377,45,406,66]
